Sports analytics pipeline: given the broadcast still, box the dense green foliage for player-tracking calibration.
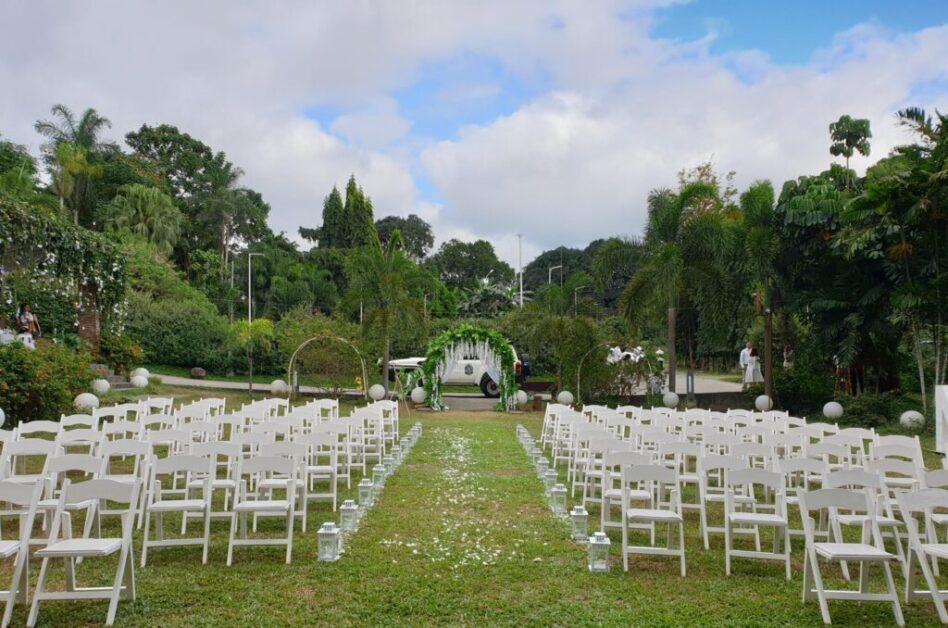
[0,342,91,424]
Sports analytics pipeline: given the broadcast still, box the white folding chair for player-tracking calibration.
[798,488,904,626]
[257,442,309,531]
[620,464,686,577]
[0,480,42,628]
[141,454,213,567]
[298,432,338,512]
[28,478,140,627]
[15,422,60,441]
[698,454,746,550]
[897,488,948,622]
[724,468,791,578]
[59,414,97,432]
[226,456,297,566]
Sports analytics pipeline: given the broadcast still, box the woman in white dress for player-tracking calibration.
[744,348,764,385]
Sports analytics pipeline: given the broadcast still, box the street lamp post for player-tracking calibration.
[518,233,523,307]
[548,265,563,285]
[573,285,588,314]
[247,252,263,396]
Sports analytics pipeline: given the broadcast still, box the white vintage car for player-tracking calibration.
[387,349,530,398]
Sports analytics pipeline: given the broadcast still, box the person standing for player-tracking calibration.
[15,303,40,337]
[739,341,752,390]
[745,347,764,385]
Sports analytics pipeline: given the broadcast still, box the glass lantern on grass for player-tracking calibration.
[570,506,589,541]
[373,464,387,490]
[543,469,558,495]
[358,478,375,508]
[392,445,402,465]
[535,457,549,480]
[588,531,611,573]
[383,454,395,475]
[318,522,341,562]
[340,500,359,534]
[530,447,542,464]
[550,484,567,516]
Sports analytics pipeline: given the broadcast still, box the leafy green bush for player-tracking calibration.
[124,290,233,371]
[835,392,901,429]
[99,333,143,376]
[0,342,92,425]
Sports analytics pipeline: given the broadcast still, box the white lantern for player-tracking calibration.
[543,469,558,495]
[588,531,611,573]
[516,390,529,405]
[368,384,386,401]
[339,500,359,533]
[130,375,148,389]
[755,395,773,411]
[410,387,426,404]
[317,522,341,561]
[570,506,589,541]
[823,401,844,420]
[358,478,375,508]
[372,464,387,490]
[556,391,575,406]
[550,483,567,516]
[535,457,549,480]
[91,378,110,395]
[270,379,288,394]
[74,393,100,411]
[0,407,5,427]
[900,410,925,430]
[383,454,395,475]
[662,392,679,408]
[392,445,402,465]
[130,367,149,379]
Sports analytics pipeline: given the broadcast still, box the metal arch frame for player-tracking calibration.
[286,335,369,400]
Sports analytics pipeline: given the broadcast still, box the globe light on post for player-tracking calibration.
[131,367,149,379]
[130,375,148,389]
[0,407,5,428]
[755,395,773,412]
[823,401,844,420]
[368,384,386,401]
[900,410,925,431]
[588,531,611,573]
[317,522,341,562]
[556,391,574,406]
[74,393,100,411]
[516,390,529,406]
[662,392,679,409]
[410,387,426,404]
[550,483,567,516]
[91,378,110,395]
[358,478,375,509]
[570,506,589,542]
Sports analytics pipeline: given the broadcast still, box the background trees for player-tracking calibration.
[428,239,514,290]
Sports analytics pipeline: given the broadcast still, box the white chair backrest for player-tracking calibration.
[16,420,60,438]
[60,414,97,430]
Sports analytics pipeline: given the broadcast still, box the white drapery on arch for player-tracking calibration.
[427,334,515,411]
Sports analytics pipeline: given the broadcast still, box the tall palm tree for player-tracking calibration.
[102,184,183,253]
[34,105,115,224]
[345,230,427,392]
[619,182,731,392]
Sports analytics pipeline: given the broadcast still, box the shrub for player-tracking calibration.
[99,333,143,376]
[0,341,92,425]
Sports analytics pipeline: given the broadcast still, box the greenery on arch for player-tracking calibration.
[421,324,517,411]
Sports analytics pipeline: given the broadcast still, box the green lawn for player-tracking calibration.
[6,387,946,626]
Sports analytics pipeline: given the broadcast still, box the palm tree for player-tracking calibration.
[619,182,732,392]
[829,115,871,188]
[102,184,183,253]
[34,105,115,224]
[345,230,426,392]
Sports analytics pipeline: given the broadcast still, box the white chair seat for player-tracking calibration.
[6,474,44,485]
[149,499,207,512]
[604,488,649,501]
[585,470,603,478]
[837,514,902,528]
[680,473,699,484]
[0,540,20,559]
[99,474,137,484]
[706,494,755,504]
[814,542,894,561]
[932,513,948,525]
[187,478,236,490]
[729,512,786,526]
[920,543,948,559]
[37,498,96,511]
[37,538,122,557]
[258,479,304,490]
[234,499,290,513]
[306,465,335,474]
[626,508,683,523]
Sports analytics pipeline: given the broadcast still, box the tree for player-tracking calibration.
[376,214,434,260]
[232,318,274,395]
[301,187,345,247]
[521,246,588,293]
[590,237,643,307]
[34,105,115,225]
[829,115,871,188]
[343,175,377,248]
[101,184,182,253]
[429,239,514,290]
[344,230,426,392]
[0,135,38,199]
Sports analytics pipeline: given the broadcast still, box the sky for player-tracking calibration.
[2,1,948,267]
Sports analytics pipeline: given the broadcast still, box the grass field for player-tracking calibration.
[5,386,946,626]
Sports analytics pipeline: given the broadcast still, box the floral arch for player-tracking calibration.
[422,324,517,411]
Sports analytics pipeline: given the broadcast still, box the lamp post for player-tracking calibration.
[247,252,263,396]
[548,265,562,285]
[573,285,587,314]
[517,233,523,307]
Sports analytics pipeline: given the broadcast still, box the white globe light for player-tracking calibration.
[130,375,149,389]
[557,391,574,405]
[900,410,925,430]
[92,378,111,395]
[74,393,100,411]
[368,384,386,401]
[131,368,149,379]
[516,390,529,405]
[410,387,426,404]
[755,395,773,411]
[0,407,5,427]
[823,401,844,420]
[662,392,679,409]
[270,379,289,394]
